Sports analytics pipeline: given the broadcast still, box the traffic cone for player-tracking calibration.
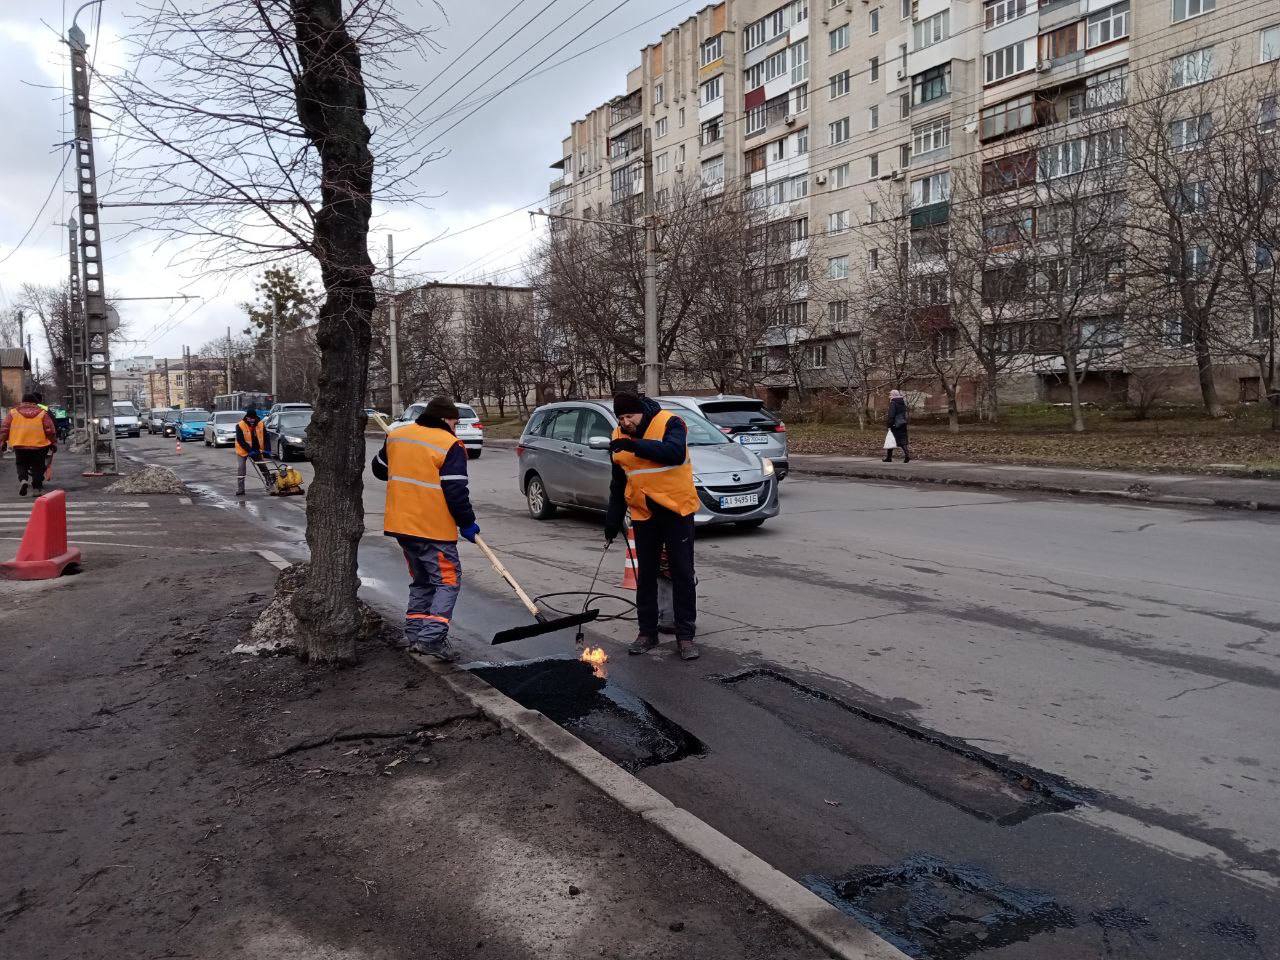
[1,490,82,581]
[175,437,183,454]
[620,525,638,590]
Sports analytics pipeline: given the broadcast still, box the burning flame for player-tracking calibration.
[579,645,609,679]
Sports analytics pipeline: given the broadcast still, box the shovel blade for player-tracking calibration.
[491,609,600,645]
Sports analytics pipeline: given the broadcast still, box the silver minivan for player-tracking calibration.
[662,395,789,479]
[516,400,780,530]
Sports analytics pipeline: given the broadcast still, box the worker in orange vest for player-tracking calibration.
[234,407,269,496]
[0,393,57,497]
[372,396,480,662]
[605,392,701,661]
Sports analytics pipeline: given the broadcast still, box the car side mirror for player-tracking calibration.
[587,436,611,450]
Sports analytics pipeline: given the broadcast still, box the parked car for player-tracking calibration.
[515,399,779,530]
[204,410,241,448]
[148,407,176,434]
[102,401,142,439]
[159,409,182,437]
[268,402,312,418]
[391,400,484,459]
[174,408,209,443]
[662,395,789,479]
[266,408,313,461]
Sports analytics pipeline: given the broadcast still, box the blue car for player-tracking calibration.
[176,408,210,442]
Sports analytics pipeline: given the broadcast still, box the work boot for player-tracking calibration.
[410,639,460,663]
[677,638,701,661]
[18,480,29,497]
[628,633,660,655]
[903,447,912,463]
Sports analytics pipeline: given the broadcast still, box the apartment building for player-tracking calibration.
[548,0,1279,409]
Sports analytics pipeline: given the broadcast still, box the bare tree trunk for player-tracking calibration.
[289,0,377,664]
[945,385,960,433]
[1191,312,1222,418]
[1063,354,1085,433]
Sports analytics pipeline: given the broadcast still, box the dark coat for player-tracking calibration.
[605,396,688,531]
[885,397,909,447]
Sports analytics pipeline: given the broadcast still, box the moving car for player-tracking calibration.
[106,401,142,438]
[174,408,209,442]
[391,400,484,459]
[204,410,241,448]
[159,409,182,437]
[516,399,779,530]
[662,395,789,479]
[266,408,313,461]
[148,408,176,434]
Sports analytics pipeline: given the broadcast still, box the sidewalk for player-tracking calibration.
[0,480,828,960]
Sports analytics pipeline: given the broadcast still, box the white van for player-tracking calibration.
[109,401,142,438]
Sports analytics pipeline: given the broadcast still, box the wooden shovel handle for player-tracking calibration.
[473,535,541,619]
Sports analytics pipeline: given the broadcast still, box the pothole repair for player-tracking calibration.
[808,854,1076,959]
[715,668,1085,824]
[470,657,705,771]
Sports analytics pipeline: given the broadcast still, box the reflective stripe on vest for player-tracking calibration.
[610,410,699,521]
[7,409,50,449]
[384,424,462,541]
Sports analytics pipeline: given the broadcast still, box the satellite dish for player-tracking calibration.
[106,304,121,332]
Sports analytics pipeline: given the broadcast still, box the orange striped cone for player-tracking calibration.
[175,437,183,454]
[620,525,638,590]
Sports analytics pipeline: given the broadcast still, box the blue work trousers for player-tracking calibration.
[397,535,462,649]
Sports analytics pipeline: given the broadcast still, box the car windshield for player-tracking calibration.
[457,405,477,419]
[663,407,729,446]
[180,411,207,422]
[114,405,137,416]
[279,412,312,430]
[697,401,778,429]
[162,411,179,421]
[214,412,240,424]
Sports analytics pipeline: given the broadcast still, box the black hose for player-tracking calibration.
[532,591,637,623]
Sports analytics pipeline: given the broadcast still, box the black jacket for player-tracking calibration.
[886,397,908,430]
[372,413,476,530]
[605,397,688,530]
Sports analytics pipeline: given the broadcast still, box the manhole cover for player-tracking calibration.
[809,855,1075,959]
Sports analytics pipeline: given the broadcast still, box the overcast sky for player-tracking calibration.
[0,0,705,369]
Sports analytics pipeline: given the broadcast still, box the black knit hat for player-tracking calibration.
[425,396,460,420]
[612,391,645,416]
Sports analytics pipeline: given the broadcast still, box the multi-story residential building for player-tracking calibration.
[548,0,1279,410]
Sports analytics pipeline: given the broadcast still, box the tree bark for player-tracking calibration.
[1191,311,1223,418]
[1063,354,1086,433]
[289,0,377,664]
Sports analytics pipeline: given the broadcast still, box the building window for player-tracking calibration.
[1075,67,1128,114]
[1263,26,1280,63]
[912,117,949,157]
[830,24,849,54]
[1254,305,1274,340]
[869,153,880,178]
[701,34,724,66]
[744,0,808,52]
[1168,180,1210,214]
[914,11,949,51]
[1172,48,1214,88]
[985,0,1029,29]
[655,116,668,139]
[868,200,880,221]
[911,170,951,208]
[797,127,810,153]
[791,38,810,84]
[1044,23,1079,62]
[656,152,669,175]
[870,7,880,33]
[982,149,1035,192]
[829,210,851,234]
[828,256,850,280]
[654,81,665,104]
[1262,96,1279,132]
[749,352,765,373]
[1087,2,1129,48]
[869,105,880,130]
[900,92,912,119]
[700,75,722,105]
[1172,0,1214,23]
[677,144,686,163]
[868,247,880,271]
[830,71,851,99]
[829,117,851,145]
[830,300,849,325]
[678,107,685,128]
[913,64,950,104]
[701,155,725,187]
[901,0,911,19]
[701,117,723,145]
[984,41,1028,85]
[1183,244,1210,279]
[870,56,880,82]
[1169,114,1212,151]
[807,343,829,369]
[980,94,1034,140]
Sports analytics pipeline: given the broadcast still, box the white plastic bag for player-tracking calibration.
[883,429,897,450]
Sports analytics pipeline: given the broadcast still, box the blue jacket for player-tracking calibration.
[372,414,476,531]
[605,396,688,529]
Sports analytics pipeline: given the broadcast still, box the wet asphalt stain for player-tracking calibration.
[807,854,1075,959]
[1091,905,1155,956]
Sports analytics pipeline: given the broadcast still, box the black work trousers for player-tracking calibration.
[632,502,696,641]
[13,448,48,490]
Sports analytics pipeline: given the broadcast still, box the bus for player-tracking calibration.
[213,392,273,417]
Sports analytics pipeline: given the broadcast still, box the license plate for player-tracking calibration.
[719,492,760,509]
[737,434,768,446]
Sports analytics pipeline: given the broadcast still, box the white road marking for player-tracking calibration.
[178,497,192,505]
[255,548,291,570]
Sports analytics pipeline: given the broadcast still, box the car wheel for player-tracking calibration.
[468,448,482,460]
[736,519,766,530]
[525,474,556,520]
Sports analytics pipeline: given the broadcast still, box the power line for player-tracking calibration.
[0,149,73,267]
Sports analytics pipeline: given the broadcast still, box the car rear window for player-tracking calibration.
[180,411,207,422]
[214,412,241,423]
[456,405,477,419]
[697,402,778,429]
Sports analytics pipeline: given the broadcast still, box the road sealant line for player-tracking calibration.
[255,549,291,570]
[413,652,912,960]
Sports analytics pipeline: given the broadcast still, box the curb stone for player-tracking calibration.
[412,653,912,960]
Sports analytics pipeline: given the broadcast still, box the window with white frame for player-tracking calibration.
[830,71,851,99]
[830,300,849,325]
[870,57,880,82]
[829,163,850,188]
[655,153,669,175]
[868,247,881,271]
[655,116,668,139]
[797,127,810,153]
[807,343,829,369]
[769,138,788,163]
[791,38,810,84]
[914,64,950,104]
[1171,48,1214,87]
[677,144,686,163]
[701,117,723,145]
[911,170,951,208]
[985,0,1030,29]
[870,7,880,33]
[1172,0,1213,24]
[701,34,724,66]
[654,82,664,104]
[700,75,722,105]
[1183,243,1210,279]
[870,153,880,178]
[912,117,949,156]
[828,255,850,280]
[984,41,1028,85]
[1168,180,1209,214]
[869,105,880,129]
[829,210,851,234]
[701,155,725,186]
[1262,96,1279,132]
[868,200,880,221]
[743,0,808,52]
[749,352,765,373]
[1087,2,1129,48]
[1082,67,1128,111]
[980,94,1033,139]
[1263,26,1280,63]
[746,48,788,89]
[829,117,851,144]
[900,0,911,18]
[1169,114,1212,151]
[914,11,949,51]
[900,92,912,118]
[830,24,849,53]
[678,107,685,128]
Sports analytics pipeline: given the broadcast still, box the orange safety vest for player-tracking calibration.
[611,410,699,521]
[384,424,465,542]
[235,419,266,457]
[7,408,51,449]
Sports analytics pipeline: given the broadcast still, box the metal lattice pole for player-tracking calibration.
[67,218,89,436]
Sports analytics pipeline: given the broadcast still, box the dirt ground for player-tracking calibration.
[0,511,825,959]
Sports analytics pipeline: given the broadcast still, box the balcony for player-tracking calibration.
[609,92,642,128]
[911,202,950,230]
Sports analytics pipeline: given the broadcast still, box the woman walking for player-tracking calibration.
[883,389,911,463]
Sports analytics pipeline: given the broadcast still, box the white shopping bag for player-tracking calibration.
[883,429,897,450]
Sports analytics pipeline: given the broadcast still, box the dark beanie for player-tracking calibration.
[613,391,645,416]
[243,406,258,418]
[425,396,460,420]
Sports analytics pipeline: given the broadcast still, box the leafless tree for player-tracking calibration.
[107,0,442,662]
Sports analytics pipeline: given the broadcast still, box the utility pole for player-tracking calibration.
[67,218,87,430]
[387,233,402,417]
[183,346,190,409]
[69,16,118,474]
[642,127,659,397]
[162,357,170,407]
[271,300,279,398]
[26,333,33,392]
[225,326,233,395]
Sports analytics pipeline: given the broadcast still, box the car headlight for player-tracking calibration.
[760,457,775,477]
[285,435,304,444]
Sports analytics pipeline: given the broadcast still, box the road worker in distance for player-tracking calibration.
[1,393,57,497]
[234,406,269,497]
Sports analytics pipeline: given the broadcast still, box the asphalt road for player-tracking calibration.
[124,434,1280,959]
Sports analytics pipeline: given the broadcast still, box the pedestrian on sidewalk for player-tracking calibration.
[234,407,269,496]
[883,389,912,463]
[372,396,479,662]
[0,394,57,497]
[605,392,701,661]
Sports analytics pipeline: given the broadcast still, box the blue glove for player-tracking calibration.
[460,522,480,543]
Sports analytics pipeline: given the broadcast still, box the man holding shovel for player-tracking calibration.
[372,397,479,662]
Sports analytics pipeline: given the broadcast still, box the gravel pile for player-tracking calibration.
[106,465,189,495]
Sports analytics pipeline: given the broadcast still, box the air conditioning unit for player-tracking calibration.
[890,170,904,181]
[963,119,978,133]
[878,173,894,181]
[1037,60,1052,72]
[675,163,685,172]
[785,114,796,126]
[815,171,829,185]
[896,68,907,80]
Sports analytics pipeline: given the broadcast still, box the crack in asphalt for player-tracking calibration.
[1166,679,1234,701]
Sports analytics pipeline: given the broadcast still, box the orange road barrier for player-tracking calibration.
[1,490,82,581]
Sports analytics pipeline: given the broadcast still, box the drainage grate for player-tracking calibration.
[471,658,705,771]
[716,668,1085,824]
[808,855,1076,959]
